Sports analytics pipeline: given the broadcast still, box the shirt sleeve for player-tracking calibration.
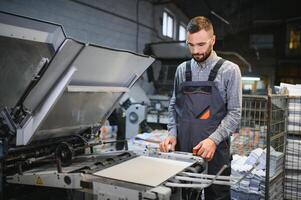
[209,63,242,145]
[167,64,183,137]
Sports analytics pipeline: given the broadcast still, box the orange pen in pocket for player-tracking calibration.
[196,106,210,120]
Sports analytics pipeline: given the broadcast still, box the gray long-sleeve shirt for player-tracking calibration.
[167,51,242,145]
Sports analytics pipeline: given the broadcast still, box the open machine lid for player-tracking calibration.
[144,41,191,59]
[0,12,154,145]
[0,11,66,109]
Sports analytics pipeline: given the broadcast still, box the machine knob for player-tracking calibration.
[129,112,138,124]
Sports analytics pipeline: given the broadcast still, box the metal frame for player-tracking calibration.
[232,94,287,200]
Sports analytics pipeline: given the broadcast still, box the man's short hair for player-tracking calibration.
[187,16,214,34]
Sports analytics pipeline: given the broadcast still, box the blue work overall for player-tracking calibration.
[175,59,231,200]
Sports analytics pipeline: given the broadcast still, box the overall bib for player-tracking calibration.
[175,59,231,200]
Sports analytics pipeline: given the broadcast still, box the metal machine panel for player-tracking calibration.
[0,12,155,146]
[0,36,53,109]
[31,90,123,141]
[70,45,152,87]
[0,11,65,109]
[0,12,65,49]
[146,41,191,59]
[16,66,77,145]
[23,39,84,112]
[26,45,154,144]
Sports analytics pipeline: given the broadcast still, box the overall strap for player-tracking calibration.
[208,59,225,81]
[185,60,192,81]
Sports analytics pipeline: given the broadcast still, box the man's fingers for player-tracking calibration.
[201,148,211,158]
[159,137,176,152]
[207,152,214,161]
[171,142,176,151]
[197,147,205,156]
[164,139,171,152]
[164,138,170,146]
[159,143,163,151]
[206,151,212,159]
[193,142,202,150]
[198,147,215,159]
[160,138,171,152]
[159,143,164,152]
[160,142,167,152]
[193,142,203,155]
[204,151,215,161]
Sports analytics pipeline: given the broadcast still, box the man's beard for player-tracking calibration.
[192,44,213,63]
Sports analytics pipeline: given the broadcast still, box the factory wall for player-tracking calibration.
[0,0,188,54]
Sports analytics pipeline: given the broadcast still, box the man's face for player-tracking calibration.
[186,30,215,63]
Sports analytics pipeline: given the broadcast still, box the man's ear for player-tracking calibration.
[212,35,216,45]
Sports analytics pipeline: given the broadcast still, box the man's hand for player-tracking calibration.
[159,136,176,152]
[193,138,216,161]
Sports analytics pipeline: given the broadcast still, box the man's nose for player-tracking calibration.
[192,48,204,55]
[190,47,199,54]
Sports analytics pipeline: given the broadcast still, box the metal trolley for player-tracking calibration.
[231,94,287,200]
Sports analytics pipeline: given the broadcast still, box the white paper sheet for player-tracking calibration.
[94,156,193,187]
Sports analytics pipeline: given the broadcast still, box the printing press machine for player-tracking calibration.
[0,12,236,200]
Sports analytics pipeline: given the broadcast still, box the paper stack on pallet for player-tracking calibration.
[279,83,301,199]
[231,153,263,200]
[231,147,283,200]
[285,137,301,200]
[287,98,301,132]
[279,83,301,132]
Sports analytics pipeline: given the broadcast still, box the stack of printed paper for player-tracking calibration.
[285,137,301,199]
[231,147,284,200]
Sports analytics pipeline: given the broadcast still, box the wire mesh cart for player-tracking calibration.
[285,96,301,200]
[231,95,287,200]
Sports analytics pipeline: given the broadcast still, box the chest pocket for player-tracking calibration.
[183,85,212,95]
[179,82,212,119]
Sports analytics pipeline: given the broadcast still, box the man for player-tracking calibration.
[160,16,242,199]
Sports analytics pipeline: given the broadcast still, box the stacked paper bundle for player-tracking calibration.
[231,153,263,200]
[278,83,301,132]
[279,83,301,96]
[128,129,169,151]
[246,147,283,177]
[269,148,284,176]
[231,147,284,200]
[267,173,283,200]
[285,137,301,199]
[287,98,301,133]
